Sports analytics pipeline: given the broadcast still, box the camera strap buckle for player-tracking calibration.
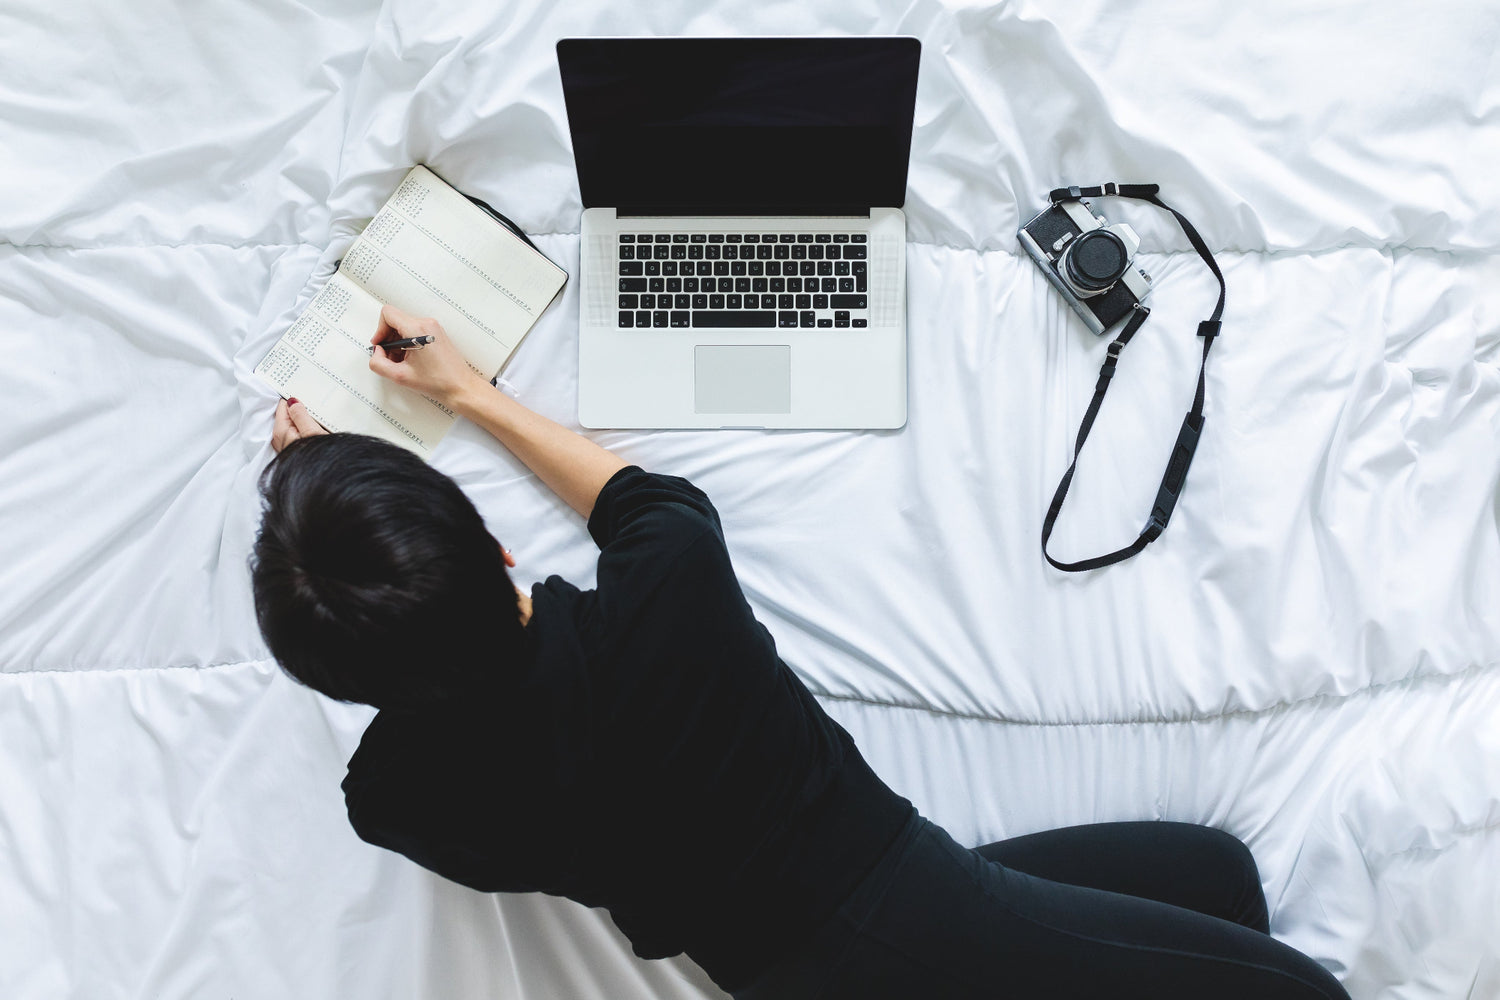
[1040,185,1226,573]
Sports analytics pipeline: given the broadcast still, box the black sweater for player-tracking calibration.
[341,467,911,992]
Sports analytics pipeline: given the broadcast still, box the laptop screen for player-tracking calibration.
[557,37,921,214]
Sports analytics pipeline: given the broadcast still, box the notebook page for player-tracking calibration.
[340,165,567,379]
[254,270,456,455]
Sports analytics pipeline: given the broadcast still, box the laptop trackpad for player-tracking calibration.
[694,345,791,414]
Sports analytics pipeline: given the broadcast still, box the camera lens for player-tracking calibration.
[1064,230,1129,292]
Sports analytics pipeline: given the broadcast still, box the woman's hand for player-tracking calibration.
[368,305,488,409]
[271,398,329,453]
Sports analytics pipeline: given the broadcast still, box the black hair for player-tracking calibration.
[250,433,528,709]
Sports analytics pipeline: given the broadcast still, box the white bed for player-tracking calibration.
[2,2,1497,997]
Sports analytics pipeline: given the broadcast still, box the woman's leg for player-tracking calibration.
[819,819,1350,1000]
[973,821,1270,933]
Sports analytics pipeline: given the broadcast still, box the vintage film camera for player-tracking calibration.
[1018,190,1153,335]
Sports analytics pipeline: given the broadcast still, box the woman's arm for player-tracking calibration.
[367,305,629,519]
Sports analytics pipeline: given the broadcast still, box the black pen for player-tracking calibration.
[367,335,435,354]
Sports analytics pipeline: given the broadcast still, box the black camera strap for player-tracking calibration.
[1040,183,1226,572]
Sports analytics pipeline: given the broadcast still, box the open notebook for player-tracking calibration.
[256,165,567,456]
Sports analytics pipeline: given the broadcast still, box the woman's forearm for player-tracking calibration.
[453,382,628,520]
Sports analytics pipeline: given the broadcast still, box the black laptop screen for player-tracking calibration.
[557,37,921,214]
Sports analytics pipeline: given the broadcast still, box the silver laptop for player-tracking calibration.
[557,36,921,429]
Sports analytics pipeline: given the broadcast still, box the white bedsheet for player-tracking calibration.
[2,2,1497,997]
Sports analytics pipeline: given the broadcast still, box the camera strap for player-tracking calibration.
[1040,183,1226,572]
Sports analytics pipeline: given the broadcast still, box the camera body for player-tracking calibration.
[1018,196,1153,335]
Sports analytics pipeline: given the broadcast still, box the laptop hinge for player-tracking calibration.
[616,205,873,219]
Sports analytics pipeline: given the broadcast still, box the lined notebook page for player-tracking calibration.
[256,165,567,456]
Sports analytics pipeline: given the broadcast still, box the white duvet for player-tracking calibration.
[2,2,1497,998]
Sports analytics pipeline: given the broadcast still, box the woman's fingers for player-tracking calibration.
[368,343,410,383]
[272,399,292,452]
[372,303,421,345]
[287,399,327,437]
[272,397,327,453]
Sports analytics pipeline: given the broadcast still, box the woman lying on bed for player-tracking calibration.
[252,304,1351,1000]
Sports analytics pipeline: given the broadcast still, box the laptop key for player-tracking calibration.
[825,245,841,259]
[857,274,867,293]
[671,245,686,260]
[690,233,706,243]
[636,310,650,326]
[619,261,643,275]
[852,318,868,327]
[671,311,690,327]
[852,234,867,243]
[688,244,703,259]
[653,311,668,327]
[619,245,634,259]
[843,244,867,259]
[801,311,816,327]
[645,261,661,275]
[727,294,742,308]
[839,278,855,293]
[671,234,688,243]
[619,234,634,242]
[833,234,849,243]
[619,294,639,309]
[779,234,796,243]
[813,294,829,309]
[653,244,670,259]
[619,311,633,327]
[822,278,837,292]
[710,294,725,309]
[640,294,655,309]
[835,261,849,275]
[778,311,798,328]
[692,294,708,309]
[674,294,690,309]
[655,234,671,243]
[815,233,831,243]
[619,278,647,292]
[649,278,664,292]
[692,311,776,328]
[817,318,833,327]
[796,294,811,309]
[808,244,824,259]
[831,294,866,309]
[718,278,733,292]
[698,262,714,276]
[708,234,724,242]
[797,233,814,243]
[835,310,850,322]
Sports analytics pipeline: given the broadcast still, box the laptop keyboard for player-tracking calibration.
[617,232,869,330]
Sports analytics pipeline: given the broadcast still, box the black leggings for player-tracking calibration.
[737,811,1351,1000]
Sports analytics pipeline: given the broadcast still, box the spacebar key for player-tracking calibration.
[691,311,776,328]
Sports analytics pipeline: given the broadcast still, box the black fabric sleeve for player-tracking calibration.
[587,466,724,550]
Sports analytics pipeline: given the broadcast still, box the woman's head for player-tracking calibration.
[250,433,527,709]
